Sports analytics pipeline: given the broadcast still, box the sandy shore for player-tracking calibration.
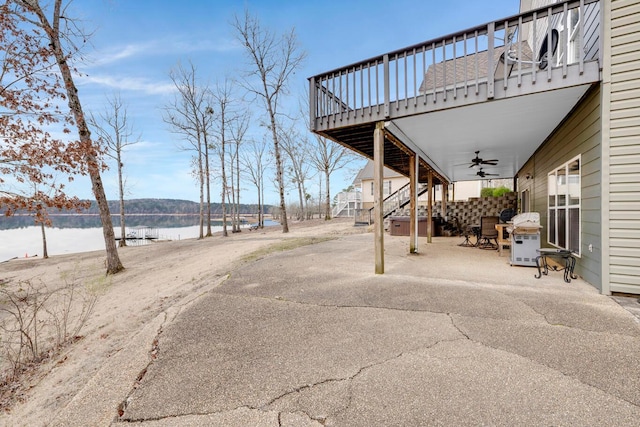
[0,218,363,425]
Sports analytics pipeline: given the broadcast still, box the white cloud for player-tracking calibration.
[87,36,239,67]
[79,75,175,95]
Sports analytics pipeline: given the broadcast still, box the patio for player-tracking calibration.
[114,229,640,426]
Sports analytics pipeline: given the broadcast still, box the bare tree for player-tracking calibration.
[163,61,214,239]
[89,93,140,247]
[241,136,270,228]
[229,112,249,232]
[211,79,235,237]
[309,135,359,220]
[11,0,123,273]
[231,10,306,233]
[279,126,313,221]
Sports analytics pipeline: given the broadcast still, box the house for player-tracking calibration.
[354,160,491,211]
[309,0,640,295]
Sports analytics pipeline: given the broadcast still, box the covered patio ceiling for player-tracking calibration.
[385,83,595,184]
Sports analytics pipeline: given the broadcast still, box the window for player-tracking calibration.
[371,180,392,196]
[383,180,392,196]
[520,189,530,213]
[547,156,581,255]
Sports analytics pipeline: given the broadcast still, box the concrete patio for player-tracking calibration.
[54,231,640,426]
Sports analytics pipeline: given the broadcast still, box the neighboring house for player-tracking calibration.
[354,160,491,211]
[309,0,640,295]
[332,189,362,218]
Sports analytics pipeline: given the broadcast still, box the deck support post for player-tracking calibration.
[427,171,433,243]
[441,182,448,218]
[409,154,418,253]
[374,122,385,274]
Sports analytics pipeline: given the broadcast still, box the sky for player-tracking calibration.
[58,0,520,206]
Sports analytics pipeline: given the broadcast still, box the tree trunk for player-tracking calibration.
[117,151,127,247]
[197,144,204,239]
[260,175,265,228]
[325,168,331,220]
[221,112,228,237]
[236,143,241,231]
[39,2,123,274]
[229,159,237,232]
[269,115,288,233]
[204,133,212,237]
[40,221,48,259]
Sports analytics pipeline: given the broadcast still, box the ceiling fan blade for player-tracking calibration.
[482,159,499,164]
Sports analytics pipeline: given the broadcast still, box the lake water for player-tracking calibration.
[0,225,224,262]
[0,215,276,262]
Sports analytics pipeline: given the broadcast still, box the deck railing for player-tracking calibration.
[310,0,600,131]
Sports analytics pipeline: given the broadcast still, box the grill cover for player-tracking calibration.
[507,212,542,234]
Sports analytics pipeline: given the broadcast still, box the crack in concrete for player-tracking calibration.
[448,313,471,340]
[115,312,167,422]
[115,275,233,423]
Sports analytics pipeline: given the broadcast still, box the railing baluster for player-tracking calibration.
[360,64,364,117]
[487,22,495,99]
[404,51,408,109]
[475,30,479,95]
[562,2,568,77]
[579,0,584,74]
[422,45,427,105]
[442,41,447,101]
[310,77,317,129]
[353,66,357,114]
[336,71,342,121]
[395,53,400,110]
[517,16,523,86]
[504,20,509,90]
[345,70,349,117]
[383,54,390,117]
[453,35,457,99]
[547,7,552,82]
[432,42,436,103]
[376,59,380,115]
[413,47,417,107]
[532,12,537,84]
[368,63,372,116]
[463,32,468,97]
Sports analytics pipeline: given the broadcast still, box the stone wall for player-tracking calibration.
[433,192,518,228]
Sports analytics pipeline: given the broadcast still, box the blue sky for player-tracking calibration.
[68,0,519,205]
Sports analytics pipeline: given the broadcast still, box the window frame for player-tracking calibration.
[547,154,581,256]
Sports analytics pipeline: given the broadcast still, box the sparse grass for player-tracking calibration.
[0,267,105,411]
[240,236,336,264]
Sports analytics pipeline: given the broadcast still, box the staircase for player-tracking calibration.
[369,182,429,222]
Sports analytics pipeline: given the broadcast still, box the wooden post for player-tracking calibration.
[374,122,385,274]
[427,171,433,243]
[409,154,417,253]
[441,183,448,218]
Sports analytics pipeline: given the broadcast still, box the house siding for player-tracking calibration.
[607,0,640,293]
[519,86,602,289]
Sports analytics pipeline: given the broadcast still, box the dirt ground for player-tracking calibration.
[0,217,364,426]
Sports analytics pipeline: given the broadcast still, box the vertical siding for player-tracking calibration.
[519,86,602,289]
[608,0,640,293]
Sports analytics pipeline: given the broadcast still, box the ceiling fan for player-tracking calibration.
[476,168,499,178]
[469,151,498,168]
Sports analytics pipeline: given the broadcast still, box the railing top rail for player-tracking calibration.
[308,0,599,81]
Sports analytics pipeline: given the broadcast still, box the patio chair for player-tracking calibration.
[457,223,475,247]
[477,216,499,249]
